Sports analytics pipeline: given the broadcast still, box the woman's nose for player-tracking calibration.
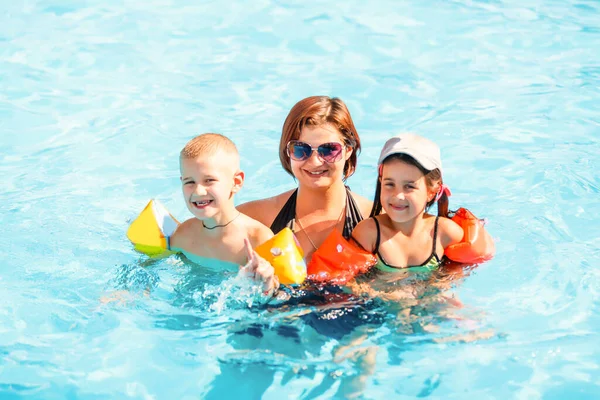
[305,149,323,164]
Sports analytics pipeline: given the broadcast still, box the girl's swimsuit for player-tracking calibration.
[372,216,442,273]
[270,187,364,239]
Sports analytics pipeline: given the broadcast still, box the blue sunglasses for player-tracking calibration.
[286,141,345,163]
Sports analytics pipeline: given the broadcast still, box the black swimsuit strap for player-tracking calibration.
[269,189,298,234]
[372,217,382,254]
[343,187,364,239]
[373,215,441,269]
[270,187,363,239]
[431,216,440,257]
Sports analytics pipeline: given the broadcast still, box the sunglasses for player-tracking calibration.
[286,140,345,163]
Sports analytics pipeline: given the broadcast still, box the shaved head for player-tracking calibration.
[181,133,240,169]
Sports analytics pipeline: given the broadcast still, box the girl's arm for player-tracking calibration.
[442,208,495,264]
[351,218,377,253]
[438,217,465,249]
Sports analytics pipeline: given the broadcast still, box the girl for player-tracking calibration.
[352,133,464,273]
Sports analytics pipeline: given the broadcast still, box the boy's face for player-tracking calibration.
[180,151,243,220]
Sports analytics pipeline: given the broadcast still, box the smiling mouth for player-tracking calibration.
[191,199,213,208]
[390,204,408,211]
[305,169,327,176]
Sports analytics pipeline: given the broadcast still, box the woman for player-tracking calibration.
[238,96,372,261]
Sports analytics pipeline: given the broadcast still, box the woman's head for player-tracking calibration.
[370,133,450,218]
[279,96,361,184]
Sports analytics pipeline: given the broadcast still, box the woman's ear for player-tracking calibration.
[232,170,245,193]
[344,145,353,162]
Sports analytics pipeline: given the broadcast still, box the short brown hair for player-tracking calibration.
[279,96,361,180]
[180,133,238,159]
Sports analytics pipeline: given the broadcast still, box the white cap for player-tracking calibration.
[378,133,442,174]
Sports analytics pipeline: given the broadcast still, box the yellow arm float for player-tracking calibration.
[255,228,307,285]
[126,199,180,258]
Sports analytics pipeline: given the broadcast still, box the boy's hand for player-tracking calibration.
[239,238,279,296]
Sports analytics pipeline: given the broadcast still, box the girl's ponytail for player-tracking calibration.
[369,177,383,218]
[437,191,449,218]
[434,183,452,218]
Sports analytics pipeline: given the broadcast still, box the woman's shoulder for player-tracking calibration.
[236,189,296,226]
[348,190,373,218]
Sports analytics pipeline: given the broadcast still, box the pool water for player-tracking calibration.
[2,0,600,398]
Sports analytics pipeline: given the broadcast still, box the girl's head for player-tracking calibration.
[279,96,360,186]
[370,133,450,219]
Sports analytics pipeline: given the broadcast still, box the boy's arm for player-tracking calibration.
[168,219,191,252]
[248,222,274,249]
[239,238,279,298]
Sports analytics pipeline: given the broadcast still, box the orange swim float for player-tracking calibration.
[255,228,306,285]
[444,208,495,264]
[307,229,377,285]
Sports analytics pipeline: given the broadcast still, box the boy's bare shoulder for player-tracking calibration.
[170,218,201,248]
[236,189,296,226]
[239,213,274,246]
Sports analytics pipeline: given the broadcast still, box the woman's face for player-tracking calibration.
[291,123,352,189]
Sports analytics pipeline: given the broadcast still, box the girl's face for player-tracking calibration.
[380,158,435,223]
[291,123,352,189]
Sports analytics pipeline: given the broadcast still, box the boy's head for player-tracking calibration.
[180,133,244,219]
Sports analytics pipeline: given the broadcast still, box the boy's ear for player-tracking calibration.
[232,170,244,193]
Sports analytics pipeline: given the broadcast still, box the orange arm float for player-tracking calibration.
[444,208,495,264]
[307,229,377,285]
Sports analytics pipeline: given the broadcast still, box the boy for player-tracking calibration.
[170,133,277,293]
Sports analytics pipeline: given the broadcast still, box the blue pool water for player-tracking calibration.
[2,0,600,398]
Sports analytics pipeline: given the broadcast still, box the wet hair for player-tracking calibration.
[369,153,450,218]
[180,133,239,160]
[279,96,361,180]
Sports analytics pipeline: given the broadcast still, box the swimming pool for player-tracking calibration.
[2,0,600,398]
